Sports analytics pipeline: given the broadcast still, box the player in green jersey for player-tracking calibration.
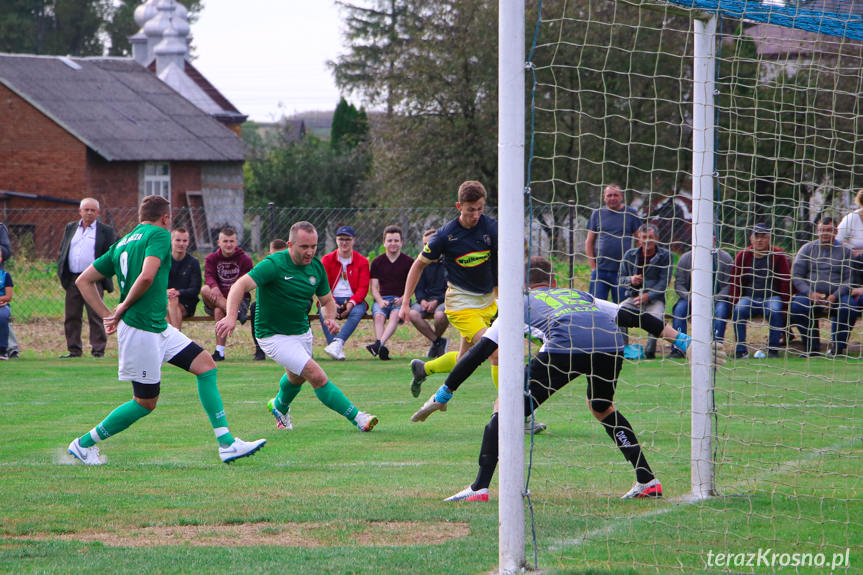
[216,221,378,432]
[66,195,266,465]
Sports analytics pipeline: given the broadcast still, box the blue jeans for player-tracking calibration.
[789,294,855,353]
[320,296,368,345]
[589,269,625,303]
[371,295,402,319]
[0,305,9,348]
[732,296,785,352]
[672,299,732,340]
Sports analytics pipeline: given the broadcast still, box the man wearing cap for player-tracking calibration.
[729,223,792,359]
[319,225,370,360]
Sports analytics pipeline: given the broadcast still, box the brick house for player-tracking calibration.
[0,0,247,257]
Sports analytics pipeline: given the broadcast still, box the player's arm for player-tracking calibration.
[398,256,431,322]
[585,230,597,270]
[317,292,339,334]
[75,265,111,319]
[0,285,12,306]
[215,274,257,339]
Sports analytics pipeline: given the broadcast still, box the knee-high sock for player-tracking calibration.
[425,351,458,375]
[472,413,499,491]
[314,381,359,422]
[600,410,654,484]
[275,373,303,413]
[79,399,151,447]
[490,364,499,389]
[197,368,234,446]
[442,338,498,393]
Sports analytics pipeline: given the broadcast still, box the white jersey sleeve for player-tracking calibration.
[593,297,621,320]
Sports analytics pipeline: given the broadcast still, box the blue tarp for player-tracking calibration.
[663,0,863,40]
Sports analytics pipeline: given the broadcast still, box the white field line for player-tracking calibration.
[548,437,859,551]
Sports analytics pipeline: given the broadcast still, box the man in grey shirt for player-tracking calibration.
[789,217,855,357]
[619,223,671,358]
[585,184,642,303]
[671,245,734,357]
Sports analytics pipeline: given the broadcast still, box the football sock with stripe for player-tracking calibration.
[78,399,151,447]
[197,368,235,446]
[425,351,458,375]
[275,373,303,413]
[472,412,499,491]
[314,381,359,422]
[600,410,654,484]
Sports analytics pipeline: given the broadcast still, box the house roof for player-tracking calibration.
[0,53,246,162]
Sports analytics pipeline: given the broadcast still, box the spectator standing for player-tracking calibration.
[320,226,370,361]
[166,228,201,330]
[585,184,642,303]
[0,219,19,357]
[619,223,671,358]
[790,217,856,357]
[0,252,13,359]
[836,190,863,255]
[201,227,253,361]
[408,228,450,359]
[671,245,734,356]
[729,223,792,359]
[57,197,116,358]
[367,225,413,360]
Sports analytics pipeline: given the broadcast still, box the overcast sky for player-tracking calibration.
[190,0,345,122]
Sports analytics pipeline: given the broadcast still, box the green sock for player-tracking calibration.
[275,373,303,413]
[196,368,234,447]
[314,381,359,422]
[426,351,458,375]
[79,399,151,447]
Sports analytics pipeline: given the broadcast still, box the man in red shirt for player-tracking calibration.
[319,226,370,360]
[201,227,253,361]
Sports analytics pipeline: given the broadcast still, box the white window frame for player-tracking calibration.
[144,162,171,200]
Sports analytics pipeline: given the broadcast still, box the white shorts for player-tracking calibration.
[117,321,193,384]
[258,330,314,376]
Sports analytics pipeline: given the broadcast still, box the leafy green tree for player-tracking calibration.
[330,97,369,152]
[0,0,106,55]
[529,0,693,209]
[244,133,371,209]
[332,0,499,206]
[0,0,202,57]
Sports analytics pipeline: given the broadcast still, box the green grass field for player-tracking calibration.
[1,354,861,574]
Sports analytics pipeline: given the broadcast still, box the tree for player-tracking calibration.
[0,0,106,55]
[332,0,499,206]
[0,0,203,57]
[244,133,371,209]
[330,97,370,152]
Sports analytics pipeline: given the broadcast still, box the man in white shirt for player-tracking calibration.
[57,197,116,358]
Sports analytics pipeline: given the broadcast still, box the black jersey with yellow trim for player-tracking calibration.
[423,214,497,295]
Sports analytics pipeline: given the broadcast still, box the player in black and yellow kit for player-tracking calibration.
[399,181,546,433]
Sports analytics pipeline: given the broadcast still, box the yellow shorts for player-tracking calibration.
[445,301,498,343]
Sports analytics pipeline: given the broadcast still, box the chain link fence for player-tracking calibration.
[2,204,582,321]
[2,200,827,322]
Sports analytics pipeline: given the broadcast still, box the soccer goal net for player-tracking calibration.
[499,0,863,571]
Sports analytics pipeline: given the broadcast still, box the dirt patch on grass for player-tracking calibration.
[17,520,470,548]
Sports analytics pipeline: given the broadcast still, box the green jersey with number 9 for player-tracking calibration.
[93,223,171,333]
